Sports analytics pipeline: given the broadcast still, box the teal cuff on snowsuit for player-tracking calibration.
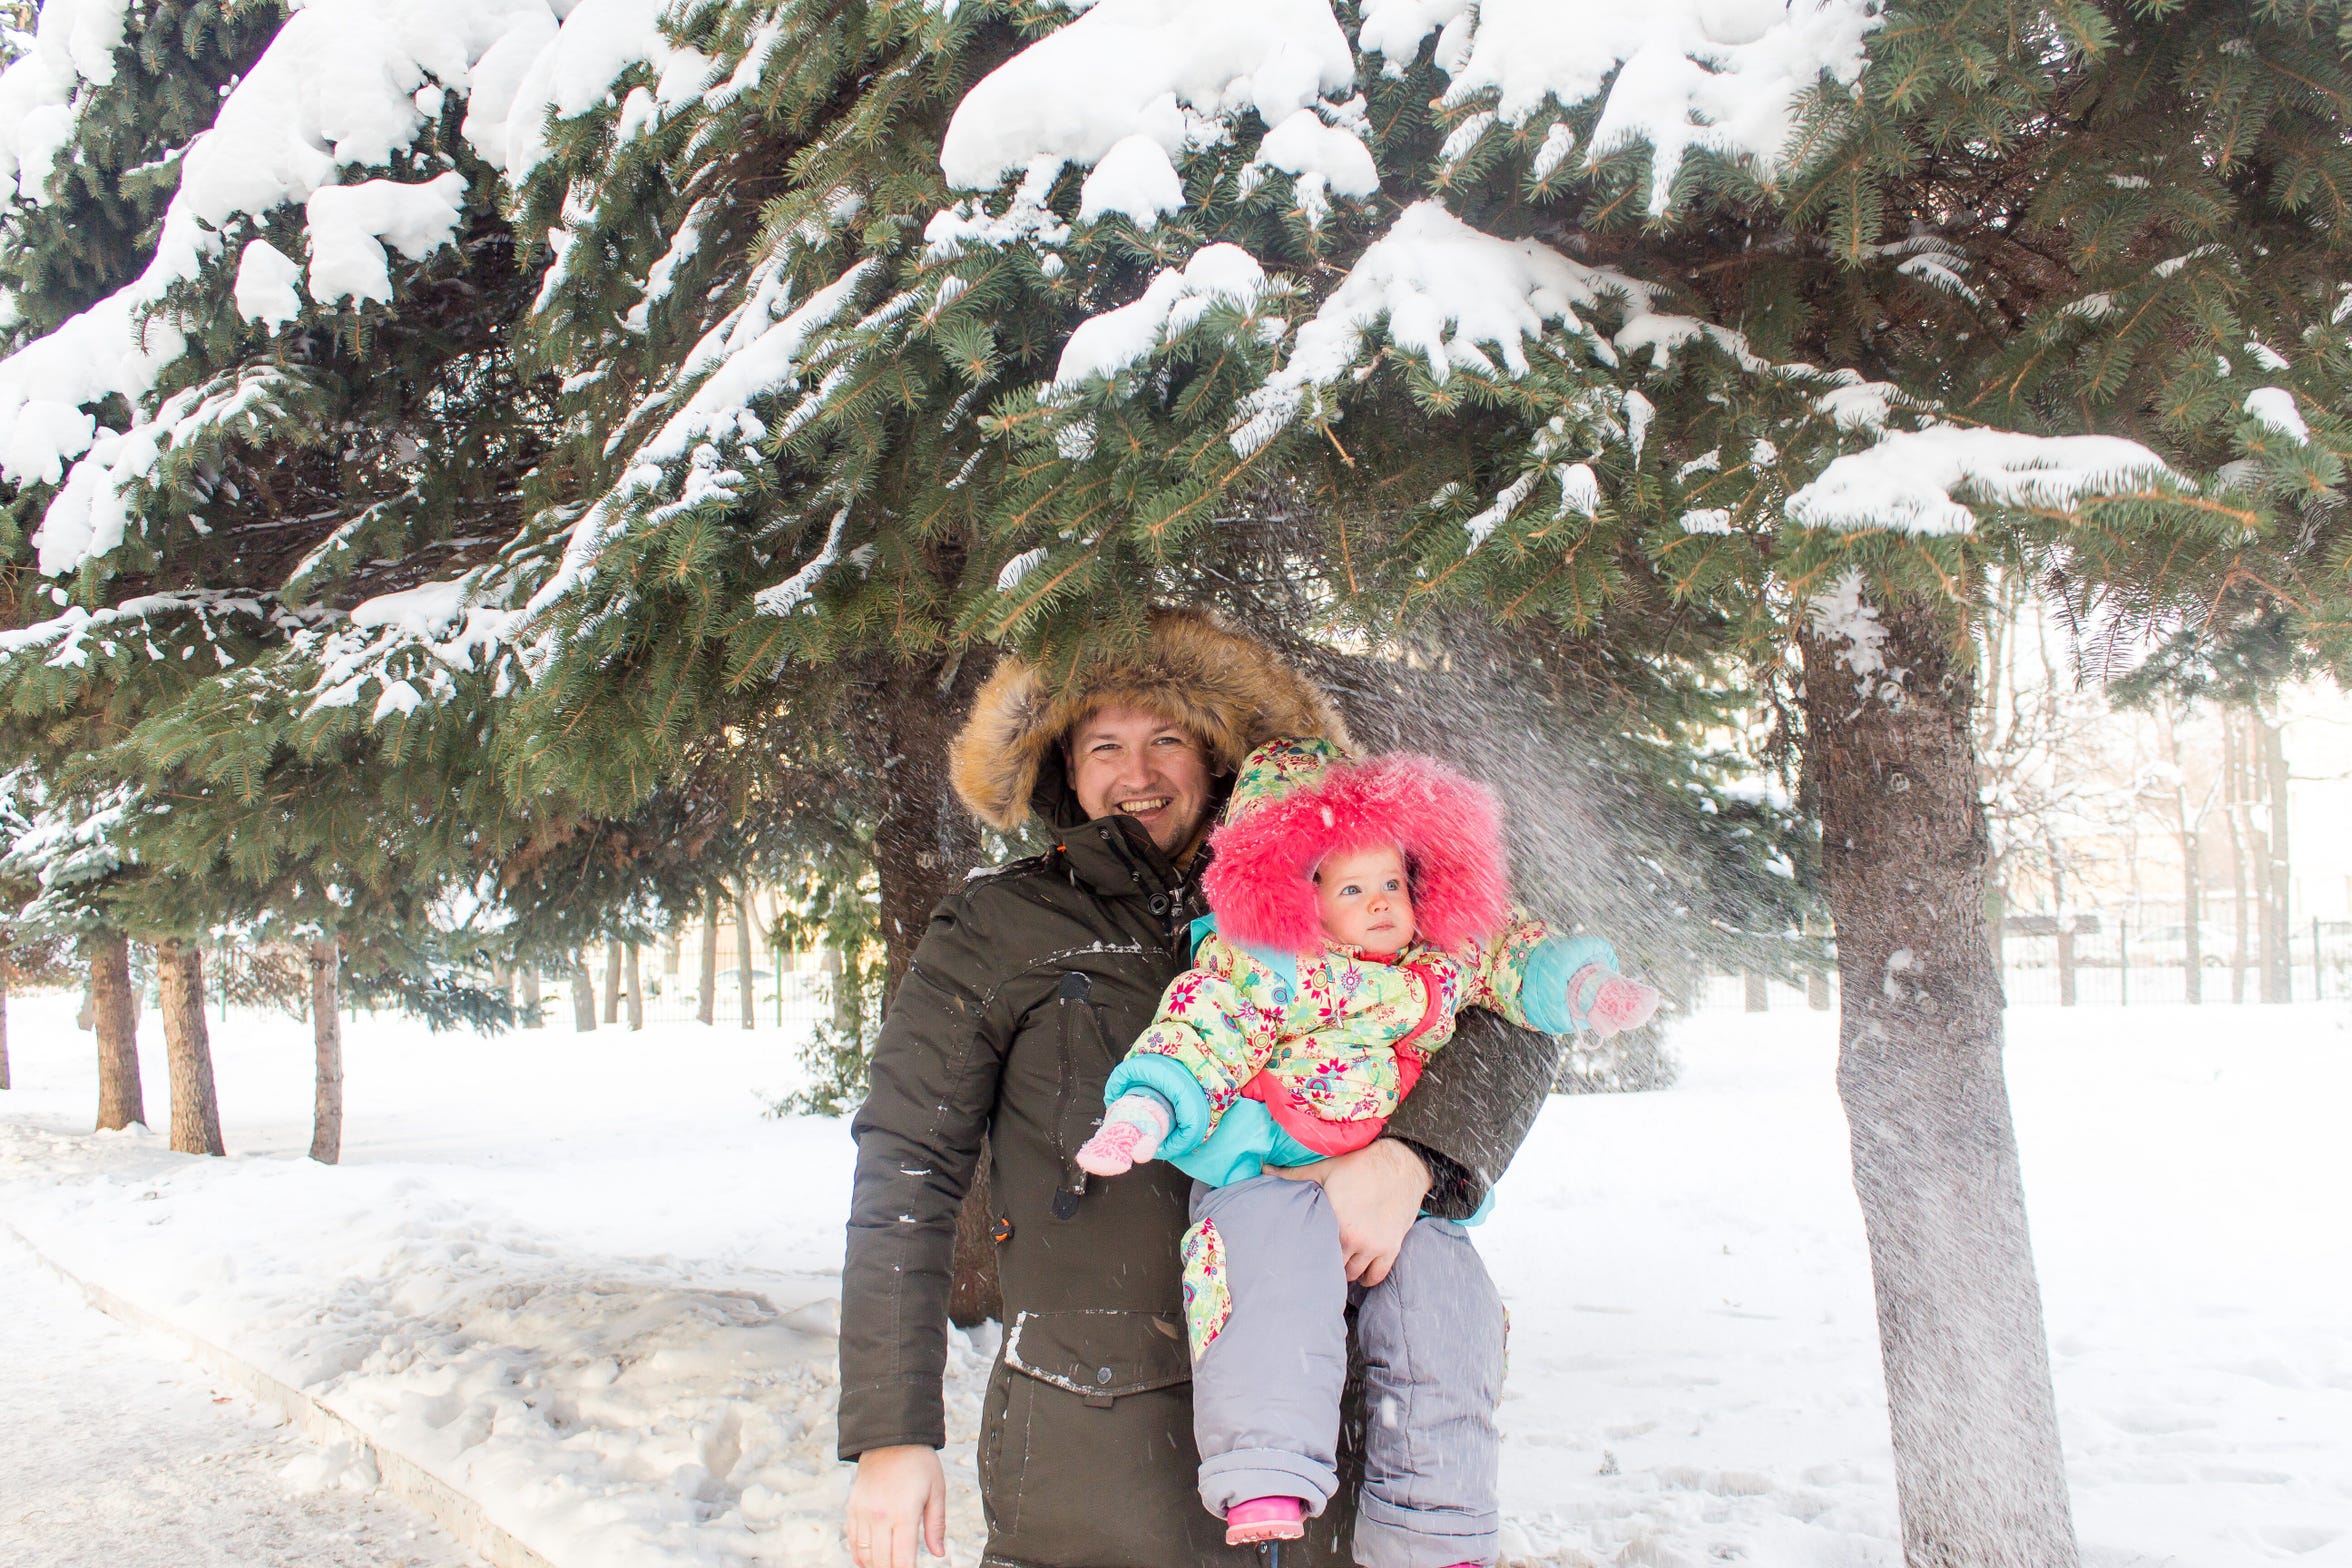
[1105,1054,1321,1185]
[1522,934,1620,1034]
[1168,1104,1494,1222]
[1105,1052,1217,1156]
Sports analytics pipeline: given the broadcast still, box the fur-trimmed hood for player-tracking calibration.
[948,608,1352,832]
[1202,737,1512,956]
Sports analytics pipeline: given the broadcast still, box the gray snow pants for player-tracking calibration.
[1183,1174,1505,1568]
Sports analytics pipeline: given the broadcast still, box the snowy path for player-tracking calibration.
[2,993,2348,1567]
[0,1228,477,1568]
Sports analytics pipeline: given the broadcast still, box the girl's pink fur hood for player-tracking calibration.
[1201,739,1512,956]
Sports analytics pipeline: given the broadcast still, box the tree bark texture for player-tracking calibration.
[157,938,225,1157]
[698,886,719,1026]
[602,940,623,1024]
[1801,599,2079,1568]
[624,943,644,1031]
[85,932,143,1130]
[737,886,757,1029]
[309,936,343,1165]
[858,651,997,1324]
[571,955,598,1031]
[520,963,543,1029]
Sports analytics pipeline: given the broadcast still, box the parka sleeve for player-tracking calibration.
[1382,1005,1560,1220]
[837,893,1015,1459]
[1106,932,1284,1156]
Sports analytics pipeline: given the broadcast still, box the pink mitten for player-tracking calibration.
[1585,975,1661,1037]
[1076,1093,1173,1176]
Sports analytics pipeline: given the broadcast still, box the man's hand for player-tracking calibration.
[845,1445,946,1568]
[1272,1138,1431,1286]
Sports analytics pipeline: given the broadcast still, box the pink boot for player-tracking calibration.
[1223,1496,1306,1546]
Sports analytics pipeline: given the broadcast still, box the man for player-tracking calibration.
[840,609,1558,1568]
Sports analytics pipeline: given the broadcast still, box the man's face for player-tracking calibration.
[1068,702,1215,857]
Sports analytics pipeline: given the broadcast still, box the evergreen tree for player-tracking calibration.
[870,3,2352,1562]
[0,2,1818,1314]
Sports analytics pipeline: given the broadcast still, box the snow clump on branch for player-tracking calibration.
[0,0,128,199]
[1358,0,1882,212]
[1051,244,1269,389]
[2242,387,2310,445]
[0,0,685,577]
[1784,427,2176,536]
[931,0,1368,250]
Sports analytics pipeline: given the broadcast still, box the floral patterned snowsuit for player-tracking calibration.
[1105,916,1612,1184]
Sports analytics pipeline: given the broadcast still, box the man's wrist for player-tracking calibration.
[1386,1135,1477,1215]
[1374,1135,1434,1199]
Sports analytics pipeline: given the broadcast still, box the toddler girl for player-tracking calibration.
[1075,737,1657,1568]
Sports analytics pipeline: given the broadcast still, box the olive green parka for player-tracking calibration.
[839,612,1561,1568]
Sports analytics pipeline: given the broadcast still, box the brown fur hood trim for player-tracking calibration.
[950,608,1353,832]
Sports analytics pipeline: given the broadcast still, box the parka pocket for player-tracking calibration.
[982,1310,1221,1568]
[1004,1307,1192,1398]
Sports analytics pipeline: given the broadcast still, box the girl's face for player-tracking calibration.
[1313,845,1415,955]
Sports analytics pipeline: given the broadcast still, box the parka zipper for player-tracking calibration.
[1050,969,1092,1220]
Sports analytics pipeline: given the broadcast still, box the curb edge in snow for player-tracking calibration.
[5,1222,559,1568]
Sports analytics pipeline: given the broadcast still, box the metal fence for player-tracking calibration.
[1695,916,2352,1012]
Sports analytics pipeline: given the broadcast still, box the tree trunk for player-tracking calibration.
[602,939,622,1024]
[698,886,720,1025]
[570,953,598,1031]
[1801,599,2078,1568]
[737,886,757,1030]
[2262,715,2292,1003]
[1743,971,1770,1012]
[858,651,997,1325]
[2249,745,2277,1006]
[2225,716,2251,1002]
[309,936,343,1165]
[2179,806,2202,1006]
[156,938,225,1157]
[520,963,543,1029]
[624,943,645,1030]
[1,964,11,1090]
[85,932,143,1130]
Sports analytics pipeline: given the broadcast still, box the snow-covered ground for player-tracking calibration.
[0,1223,475,1568]
[2,993,2347,1568]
